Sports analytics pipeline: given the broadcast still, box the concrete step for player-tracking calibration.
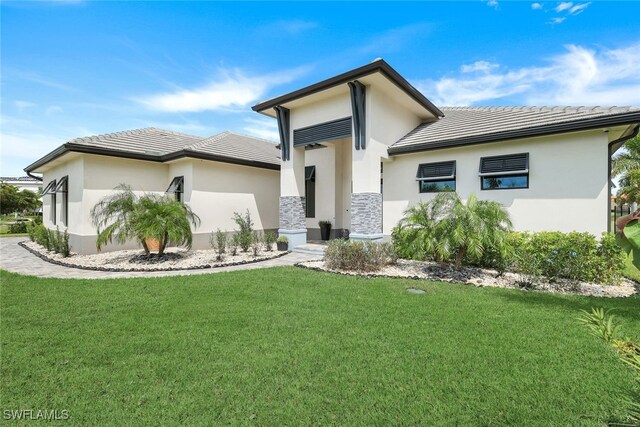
[291,243,327,256]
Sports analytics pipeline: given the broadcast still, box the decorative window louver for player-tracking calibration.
[54,176,68,193]
[479,153,529,176]
[41,180,56,196]
[416,161,456,181]
[166,176,184,202]
[305,166,316,181]
[293,117,352,147]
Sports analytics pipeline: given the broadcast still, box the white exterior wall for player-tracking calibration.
[383,131,610,237]
[355,85,422,192]
[41,154,279,254]
[190,159,279,234]
[42,156,84,233]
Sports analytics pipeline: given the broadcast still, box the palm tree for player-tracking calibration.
[393,192,512,270]
[612,134,640,178]
[91,185,200,256]
[131,194,200,256]
[90,184,148,253]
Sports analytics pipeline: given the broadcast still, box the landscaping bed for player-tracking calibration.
[298,259,639,298]
[21,240,288,272]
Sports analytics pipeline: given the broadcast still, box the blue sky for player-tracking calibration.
[2,1,640,176]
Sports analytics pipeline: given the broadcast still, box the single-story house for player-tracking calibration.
[26,58,640,253]
[25,128,280,254]
[252,59,640,248]
[0,176,43,193]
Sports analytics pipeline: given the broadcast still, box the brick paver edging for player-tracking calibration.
[19,241,291,273]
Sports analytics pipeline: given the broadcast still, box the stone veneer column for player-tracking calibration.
[349,192,383,241]
[279,196,307,248]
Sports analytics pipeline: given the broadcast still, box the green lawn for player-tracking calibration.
[1,268,639,426]
[624,252,640,282]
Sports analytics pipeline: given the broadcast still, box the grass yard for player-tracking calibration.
[1,268,639,426]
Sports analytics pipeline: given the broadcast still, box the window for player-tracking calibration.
[305,166,316,218]
[166,176,184,202]
[42,179,56,224]
[479,153,529,190]
[54,176,68,226]
[416,161,456,193]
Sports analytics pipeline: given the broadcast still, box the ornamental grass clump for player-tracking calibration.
[324,239,396,272]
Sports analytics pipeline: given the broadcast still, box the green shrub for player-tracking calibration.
[210,228,227,261]
[233,210,254,252]
[276,235,288,243]
[506,231,624,285]
[251,231,262,257]
[263,231,277,251]
[229,233,240,256]
[8,222,28,233]
[324,240,396,272]
[29,224,71,257]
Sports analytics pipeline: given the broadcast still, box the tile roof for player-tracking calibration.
[187,131,280,166]
[68,127,205,156]
[0,176,40,182]
[389,106,640,154]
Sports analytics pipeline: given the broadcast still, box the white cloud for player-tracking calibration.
[461,61,499,73]
[549,17,566,24]
[531,2,543,9]
[136,66,311,113]
[414,42,640,106]
[568,2,591,14]
[242,117,279,142]
[555,2,573,12]
[485,0,499,8]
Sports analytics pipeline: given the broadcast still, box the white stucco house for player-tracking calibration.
[25,129,280,254]
[0,176,42,193]
[251,59,640,247]
[26,59,640,253]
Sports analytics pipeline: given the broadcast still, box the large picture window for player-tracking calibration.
[54,176,68,226]
[305,166,316,218]
[416,161,456,193]
[166,176,184,202]
[42,179,57,224]
[479,153,529,190]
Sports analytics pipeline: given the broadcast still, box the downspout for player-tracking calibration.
[26,171,43,181]
[608,124,639,232]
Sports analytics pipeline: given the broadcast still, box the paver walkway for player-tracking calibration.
[0,237,320,280]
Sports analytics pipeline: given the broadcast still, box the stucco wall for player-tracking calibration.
[42,156,84,234]
[41,154,279,254]
[382,130,610,237]
[191,159,279,236]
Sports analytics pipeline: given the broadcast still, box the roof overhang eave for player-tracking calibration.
[388,111,640,156]
[25,144,281,174]
[252,59,444,118]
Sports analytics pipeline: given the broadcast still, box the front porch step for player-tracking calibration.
[291,243,327,256]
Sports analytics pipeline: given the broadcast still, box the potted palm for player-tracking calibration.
[319,220,332,241]
[276,235,288,251]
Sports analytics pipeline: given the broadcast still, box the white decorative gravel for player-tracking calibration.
[24,241,286,271]
[299,259,638,298]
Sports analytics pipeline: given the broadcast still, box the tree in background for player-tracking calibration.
[612,134,640,205]
[0,184,41,215]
